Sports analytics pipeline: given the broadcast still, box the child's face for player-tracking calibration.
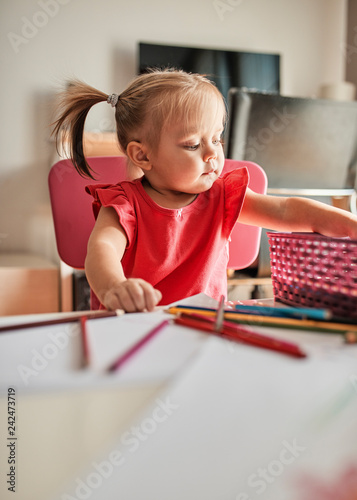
[145,98,225,195]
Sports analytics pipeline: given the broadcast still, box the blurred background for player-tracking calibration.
[0,0,356,264]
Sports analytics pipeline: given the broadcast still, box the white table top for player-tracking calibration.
[1,295,356,500]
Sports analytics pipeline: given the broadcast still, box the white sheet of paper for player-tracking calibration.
[0,294,216,394]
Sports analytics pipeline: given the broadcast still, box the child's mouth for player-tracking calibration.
[203,169,216,176]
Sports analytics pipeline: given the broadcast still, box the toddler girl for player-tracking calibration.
[53,69,357,312]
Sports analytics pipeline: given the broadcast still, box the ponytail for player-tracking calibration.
[52,80,108,178]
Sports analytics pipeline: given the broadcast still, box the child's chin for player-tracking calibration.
[199,177,217,191]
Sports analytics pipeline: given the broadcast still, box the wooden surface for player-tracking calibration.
[0,253,59,315]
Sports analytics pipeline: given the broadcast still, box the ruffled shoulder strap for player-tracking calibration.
[85,181,137,247]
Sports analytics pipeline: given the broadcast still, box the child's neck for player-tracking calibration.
[141,177,197,209]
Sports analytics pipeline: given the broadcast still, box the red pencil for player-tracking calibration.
[175,313,306,358]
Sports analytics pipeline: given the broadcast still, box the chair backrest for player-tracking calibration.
[225,88,357,190]
[224,159,267,268]
[49,156,128,269]
[48,156,267,271]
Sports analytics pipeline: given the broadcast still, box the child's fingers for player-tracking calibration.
[126,279,162,312]
[102,288,132,312]
[124,280,148,311]
[103,280,162,312]
[101,284,137,312]
[140,283,162,311]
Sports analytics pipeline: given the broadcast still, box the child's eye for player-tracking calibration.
[184,144,199,151]
[213,138,223,146]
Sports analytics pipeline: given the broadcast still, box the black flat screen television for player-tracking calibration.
[138,42,281,103]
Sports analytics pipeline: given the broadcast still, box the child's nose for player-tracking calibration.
[203,146,217,162]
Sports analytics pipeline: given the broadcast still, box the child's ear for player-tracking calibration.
[126,141,152,171]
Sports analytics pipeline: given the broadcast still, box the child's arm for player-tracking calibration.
[85,207,162,312]
[239,189,357,238]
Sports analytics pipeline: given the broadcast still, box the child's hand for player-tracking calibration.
[101,278,162,312]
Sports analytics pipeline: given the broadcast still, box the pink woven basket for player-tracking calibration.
[267,232,357,319]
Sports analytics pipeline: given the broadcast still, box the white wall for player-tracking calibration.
[0,0,348,261]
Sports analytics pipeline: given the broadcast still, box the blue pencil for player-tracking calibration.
[233,304,332,321]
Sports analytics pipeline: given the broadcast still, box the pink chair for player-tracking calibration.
[48,156,267,308]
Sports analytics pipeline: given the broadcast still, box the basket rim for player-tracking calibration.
[267,231,357,245]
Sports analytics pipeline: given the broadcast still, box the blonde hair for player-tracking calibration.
[52,69,226,178]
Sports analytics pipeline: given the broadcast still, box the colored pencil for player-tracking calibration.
[0,309,124,334]
[174,313,306,358]
[108,318,171,372]
[233,304,332,321]
[166,306,357,334]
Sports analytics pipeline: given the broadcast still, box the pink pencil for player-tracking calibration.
[108,318,171,372]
